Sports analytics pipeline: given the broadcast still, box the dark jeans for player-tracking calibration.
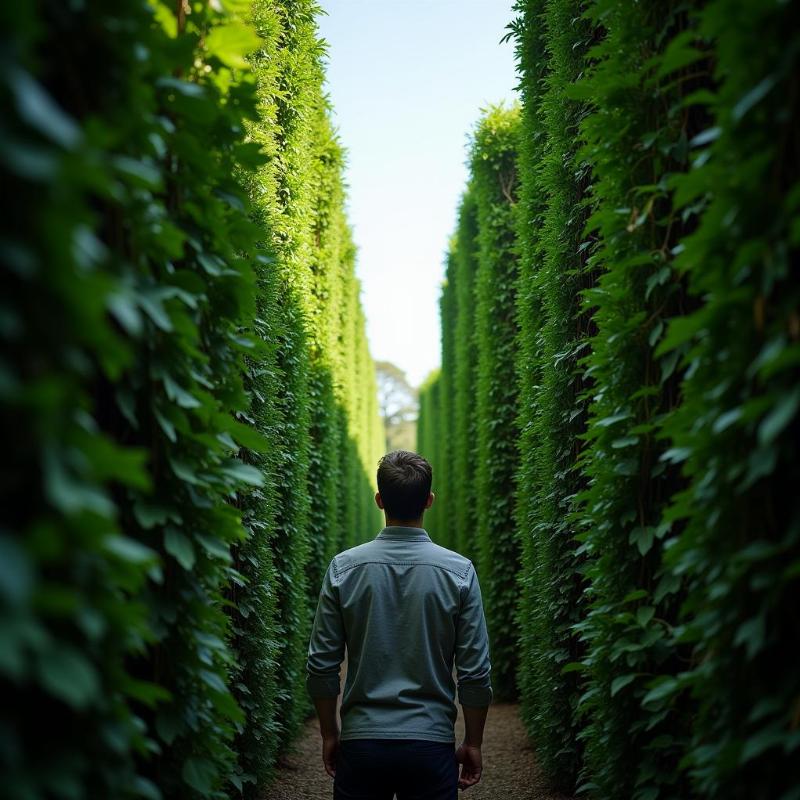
[333,738,459,800]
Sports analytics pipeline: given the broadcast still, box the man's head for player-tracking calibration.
[375,450,434,524]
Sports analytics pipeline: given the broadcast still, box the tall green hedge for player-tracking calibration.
[471,105,523,702]
[653,2,800,796]
[2,1,265,796]
[421,1,799,797]
[420,106,523,697]
[566,3,698,795]
[1,1,384,798]
[509,0,590,788]
[451,191,481,560]
[233,0,384,789]
[416,369,442,534]
[510,0,799,796]
[436,259,458,550]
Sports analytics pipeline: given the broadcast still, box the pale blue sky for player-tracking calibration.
[317,0,518,388]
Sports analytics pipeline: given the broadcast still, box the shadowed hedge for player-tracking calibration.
[419,105,523,702]
[422,1,799,797]
[1,1,383,798]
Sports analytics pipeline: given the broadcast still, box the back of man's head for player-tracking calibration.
[376,450,432,522]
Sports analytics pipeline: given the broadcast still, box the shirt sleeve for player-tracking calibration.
[306,558,346,699]
[454,562,493,707]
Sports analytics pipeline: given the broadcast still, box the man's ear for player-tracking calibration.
[425,491,434,509]
[375,491,384,510]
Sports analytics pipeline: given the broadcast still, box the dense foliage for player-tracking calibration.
[416,368,442,530]
[470,106,523,702]
[420,0,799,796]
[419,105,522,701]
[1,1,383,798]
[451,192,481,558]
[509,0,590,787]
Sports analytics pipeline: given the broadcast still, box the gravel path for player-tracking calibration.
[263,666,572,800]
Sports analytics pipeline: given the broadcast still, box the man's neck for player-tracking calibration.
[384,517,424,529]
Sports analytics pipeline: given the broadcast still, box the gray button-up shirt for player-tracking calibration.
[305,525,493,743]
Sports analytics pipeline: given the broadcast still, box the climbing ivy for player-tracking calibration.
[451,190,481,560]
[416,369,442,536]
[437,258,458,550]
[1,1,266,796]
[419,105,523,700]
[232,0,384,791]
[509,0,591,788]
[471,105,523,702]
[654,1,800,796]
[507,0,800,797]
[425,1,799,797]
[1,1,384,798]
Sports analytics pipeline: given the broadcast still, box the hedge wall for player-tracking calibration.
[421,0,799,796]
[451,191,481,559]
[1,1,383,798]
[509,0,591,788]
[416,369,442,535]
[471,106,523,702]
[419,105,523,700]
[437,254,458,551]
[510,1,799,796]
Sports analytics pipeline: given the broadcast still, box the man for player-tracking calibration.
[305,450,492,799]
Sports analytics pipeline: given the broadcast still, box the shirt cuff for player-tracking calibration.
[458,682,493,707]
[306,671,341,698]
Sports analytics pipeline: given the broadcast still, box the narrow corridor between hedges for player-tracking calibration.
[263,663,572,800]
[7,1,798,799]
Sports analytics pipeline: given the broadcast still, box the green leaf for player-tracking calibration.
[611,673,637,697]
[734,614,765,659]
[10,68,81,149]
[163,374,202,409]
[154,407,177,442]
[104,536,158,565]
[131,776,161,800]
[38,645,100,709]
[733,74,778,122]
[164,529,195,570]
[636,606,655,627]
[133,502,176,529]
[219,460,263,487]
[0,536,33,605]
[595,412,631,428]
[199,669,228,693]
[713,407,743,434]
[182,757,216,794]
[123,677,171,707]
[629,526,655,557]
[195,532,232,562]
[655,30,704,79]
[205,23,261,69]
[169,457,202,485]
[642,677,679,707]
[740,725,786,763]
[218,414,270,451]
[758,387,800,445]
[156,707,183,745]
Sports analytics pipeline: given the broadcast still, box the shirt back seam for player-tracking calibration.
[335,560,469,580]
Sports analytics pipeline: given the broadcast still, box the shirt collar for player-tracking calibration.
[376,526,431,542]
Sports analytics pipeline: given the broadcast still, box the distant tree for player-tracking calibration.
[375,360,418,452]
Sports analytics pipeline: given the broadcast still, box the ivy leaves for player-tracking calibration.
[507,1,799,798]
[1,0,267,796]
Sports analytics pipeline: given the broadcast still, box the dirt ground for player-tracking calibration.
[263,669,572,800]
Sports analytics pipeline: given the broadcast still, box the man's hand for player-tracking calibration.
[311,696,341,778]
[322,733,340,778]
[455,742,482,790]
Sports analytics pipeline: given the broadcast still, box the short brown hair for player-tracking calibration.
[376,450,432,521]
